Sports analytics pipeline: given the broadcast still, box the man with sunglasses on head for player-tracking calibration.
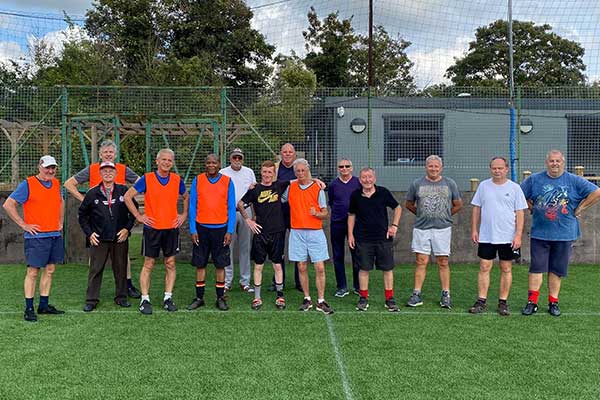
[4,155,65,322]
[219,148,257,294]
[328,158,361,297]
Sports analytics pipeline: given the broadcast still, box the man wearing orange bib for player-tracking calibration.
[64,139,142,299]
[187,154,236,311]
[3,155,65,322]
[124,149,188,315]
[281,158,333,314]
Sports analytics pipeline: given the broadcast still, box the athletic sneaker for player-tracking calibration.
[37,304,65,314]
[334,288,349,298]
[139,300,153,315]
[407,292,423,307]
[356,297,369,311]
[548,302,561,317]
[187,298,205,311]
[497,302,510,316]
[241,284,255,293]
[469,300,487,314]
[440,293,453,309]
[216,297,229,311]
[251,298,263,310]
[275,297,286,310]
[299,298,313,312]
[24,308,37,322]
[385,297,400,312]
[316,301,334,315]
[522,301,538,316]
[163,298,177,312]
[352,288,360,296]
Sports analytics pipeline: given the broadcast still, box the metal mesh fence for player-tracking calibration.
[1,85,600,191]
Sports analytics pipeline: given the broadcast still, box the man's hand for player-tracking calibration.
[348,235,355,250]
[386,225,398,239]
[21,223,41,236]
[136,213,154,226]
[191,233,199,246]
[117,229,129,243]
[245,219,262,234]
[223,233,232,246]
[471,231,479,244]
[512,234,522,250]
[174,213,187,228]
[89,232,100,246]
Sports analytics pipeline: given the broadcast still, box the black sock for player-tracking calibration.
[216,281,225,299]
[127,279,133,289]
[196,280,206,299]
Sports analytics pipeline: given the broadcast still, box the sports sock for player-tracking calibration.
[384,289,394,301]
[304,296,311,301]
[359,289,369,298]
[317,298,325,304]
[528,290,540,303]
[413,289,421,295]
[549,295,559,303]
[39,296,49,309]
[141,295,150,303]
[478,297,488,304]
[498,299,506,304]
[127,278,133,289]
[254,284,262,300]
[25,297,34,310]
[216,281,225,299]
[196,280,206,299]
[275,282,284,298]
[163,292,172,301]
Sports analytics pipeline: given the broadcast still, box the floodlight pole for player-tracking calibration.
[508,0,517,181]
[367,0,373,166]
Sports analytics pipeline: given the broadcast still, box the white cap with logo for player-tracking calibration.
[39,155,57,167]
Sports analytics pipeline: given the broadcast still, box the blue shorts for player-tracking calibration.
[24,236,64,268]
[289,229,329,263]
[529,238,573,277]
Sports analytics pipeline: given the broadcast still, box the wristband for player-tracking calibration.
[391,223,398,227]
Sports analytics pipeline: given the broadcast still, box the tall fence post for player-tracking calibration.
[220,87,227,160]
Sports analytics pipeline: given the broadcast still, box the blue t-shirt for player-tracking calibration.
[133,172,186,195]
[521,171,597,241]
[9,178,62,239]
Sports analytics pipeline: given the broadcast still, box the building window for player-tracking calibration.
[567,114,600,176]
[383,114,444,166]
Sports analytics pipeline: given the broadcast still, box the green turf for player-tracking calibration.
[1,250,599,399]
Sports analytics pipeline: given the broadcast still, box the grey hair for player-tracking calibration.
[425,155,443,166]
[292,158,310,171]
[337,157,353,166]
[156,148,175,160]
[546,149,565,162]
[206,153,220,162]
[359,167,376,177]
[99,139,117,152]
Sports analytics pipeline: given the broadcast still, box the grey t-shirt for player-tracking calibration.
[406,176,461,230]
[74,165,139,184]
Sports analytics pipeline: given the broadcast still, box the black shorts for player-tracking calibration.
[355,241,395,271]
[252,231,285,265]
[192,225,231,268]
[477,243,516,261]
[142,227,180,258]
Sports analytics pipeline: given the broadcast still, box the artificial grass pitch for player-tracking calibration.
[1,261,599,400]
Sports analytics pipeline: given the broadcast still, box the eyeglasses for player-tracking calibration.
[231,156,243,160]
[338,165,351,169]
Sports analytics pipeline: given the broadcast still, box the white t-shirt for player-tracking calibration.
[471,178,528,244]
[219,165,257,204]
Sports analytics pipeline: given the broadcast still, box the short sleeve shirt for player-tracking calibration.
[521,171,597,241]
[348,185,399,242]
[241,181,289,234]
[471,179,528,244]
[406,176,461,230]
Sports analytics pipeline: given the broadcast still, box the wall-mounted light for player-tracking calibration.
[336,106,345,118]
[520,118,533,134]
[350,118,367,134]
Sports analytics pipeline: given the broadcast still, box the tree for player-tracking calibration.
[303,7,356,87]
[446,20,586,87]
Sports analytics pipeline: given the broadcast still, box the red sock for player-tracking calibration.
[384,289,394,301]
[549,295,559,303]
[359,289,369,298]
[528,290,540,303]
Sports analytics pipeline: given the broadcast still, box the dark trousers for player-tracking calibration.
[330,220,359,291]
[86,241,128,305]
[272,228,301,289]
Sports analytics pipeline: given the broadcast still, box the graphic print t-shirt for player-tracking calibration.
[241,181,289,234]
[406,176,461,230]
[521,171,597,241]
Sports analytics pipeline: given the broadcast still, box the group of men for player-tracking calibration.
[4,143,600,322]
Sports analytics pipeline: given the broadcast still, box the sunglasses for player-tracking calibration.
[231,155,243,160]
[338,165,351,169]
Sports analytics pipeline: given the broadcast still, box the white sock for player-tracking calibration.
[317,298,325,304]
[164,292,172,301]
[141,295,150,303]
[304,296,311,301]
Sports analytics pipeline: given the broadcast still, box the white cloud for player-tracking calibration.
[409,36,471,89]
[0,41,25,65]
[0,0,93,15]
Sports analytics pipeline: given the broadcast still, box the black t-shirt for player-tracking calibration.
[348,185,399,242]
[241,181,290,234]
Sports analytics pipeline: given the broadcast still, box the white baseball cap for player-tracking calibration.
[39,155,57,168]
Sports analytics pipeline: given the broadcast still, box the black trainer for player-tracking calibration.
[163,298,178,312]
[83,303,95,312]
[385,297,400,312]
[216,297,229,311]
[356,297,369,311]
[187,298,205,311]
[37,304,65,315]
[548,302,561,317]
[522,301,538,316]
[469,300,487,314]
[128,286,141,299]
[24,308,37,322]
[139,300,153,315]
[497,302,510,316]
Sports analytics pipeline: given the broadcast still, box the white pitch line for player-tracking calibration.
[325,316,354,400]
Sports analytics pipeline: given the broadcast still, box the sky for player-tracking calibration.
[1,0,600,87]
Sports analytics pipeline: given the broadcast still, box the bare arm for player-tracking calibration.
[3,197,40,235]
[471,205,481,244]
[310,207,329,220]
[575,188,600,218]
[58,197,65,231]
[386,205,402,239]
[405,200,417,215]
[347,213,356,249]
[124,186,153,226]
[238,199,262,234]
[451,199,463,215]
[64,176,84,202]
[513,209,524,249]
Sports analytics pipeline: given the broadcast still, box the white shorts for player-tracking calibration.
[411,227,452,256]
